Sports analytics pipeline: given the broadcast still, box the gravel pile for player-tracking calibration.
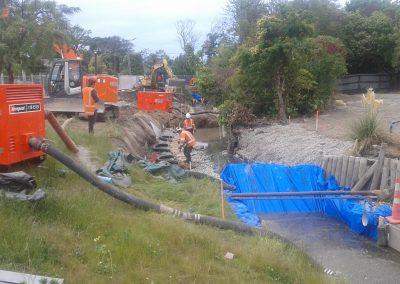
[191,149,220,179]
[237,123,353,165]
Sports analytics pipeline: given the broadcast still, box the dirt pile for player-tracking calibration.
[237,123,353,165]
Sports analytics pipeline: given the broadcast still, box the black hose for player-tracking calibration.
[28,138,255,235]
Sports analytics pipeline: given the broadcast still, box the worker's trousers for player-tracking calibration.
[88,110,97,134]
[183,145,193,163]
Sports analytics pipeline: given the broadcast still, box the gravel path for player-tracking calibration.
[237,123,353,165]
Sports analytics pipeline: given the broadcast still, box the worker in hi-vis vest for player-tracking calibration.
[82,78,103,134]
[183,113,196,134]
[177,127,196,164]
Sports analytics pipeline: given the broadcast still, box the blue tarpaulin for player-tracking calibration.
[221,163,392,240]
[191,92,203,102]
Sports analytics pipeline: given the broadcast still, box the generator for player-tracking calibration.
[137,91,173,113]
[0,84,46,166]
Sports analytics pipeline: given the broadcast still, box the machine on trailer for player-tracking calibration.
[45,43,122,119]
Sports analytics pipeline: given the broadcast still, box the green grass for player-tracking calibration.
[0,119,331,283]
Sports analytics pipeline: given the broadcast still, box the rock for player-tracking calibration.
[335,99,347,107]
[224,252,235,260]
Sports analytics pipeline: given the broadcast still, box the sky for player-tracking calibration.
[57,0,348,57]
[56,0,228,57]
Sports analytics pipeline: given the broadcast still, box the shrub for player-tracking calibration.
[351,88,386,154]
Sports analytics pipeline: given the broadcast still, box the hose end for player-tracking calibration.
[28,137,46,151]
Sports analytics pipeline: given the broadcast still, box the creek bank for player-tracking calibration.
[116,109,226,179]
[236,123,353,165]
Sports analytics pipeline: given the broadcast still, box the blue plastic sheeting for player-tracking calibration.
[221,163,392,240]
[191,92,203,102]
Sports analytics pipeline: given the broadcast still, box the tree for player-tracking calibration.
[232,10,346,120]
[288,0,343,36]
[339,11,397,73]
[225,0,269,43]
[88,36,133,74]
[142,49,170,73]
[175,19,199,51]
[121,52,144,75]
[174,19,201,75]
[201,23,232,63]
[0,0,79,82]
[255,13,314,122]
[346,0,397,16]
[172,45,201,75]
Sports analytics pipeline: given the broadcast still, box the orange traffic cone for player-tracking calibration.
[387,178,400,224]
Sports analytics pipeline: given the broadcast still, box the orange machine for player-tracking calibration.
[46,43,121,119]
[137,91,173,112]
[83,75,119,104]
[0,84,45,166]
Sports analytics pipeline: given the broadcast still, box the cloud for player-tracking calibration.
[57,0,228,56]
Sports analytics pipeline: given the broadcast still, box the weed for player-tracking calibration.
[94,236,116,277]
[350,88,388,154]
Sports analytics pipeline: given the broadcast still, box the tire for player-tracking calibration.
[157,154,174,161]
[152,147,171,153]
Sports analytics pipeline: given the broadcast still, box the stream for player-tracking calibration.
[194,127,231,174]
[195,128,400,283]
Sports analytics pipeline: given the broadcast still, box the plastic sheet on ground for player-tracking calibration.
[137,160,187,180]
[96,150,133,188]
[221,163,391,240]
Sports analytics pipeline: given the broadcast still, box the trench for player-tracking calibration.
[195,128,400,283]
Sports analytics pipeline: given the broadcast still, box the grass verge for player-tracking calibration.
[0,119,331,283]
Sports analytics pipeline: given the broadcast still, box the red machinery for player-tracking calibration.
[137,91,173,112]
[0,84,45,166]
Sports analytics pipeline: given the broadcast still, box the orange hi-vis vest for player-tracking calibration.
[180,130,196,147]
[82,87,97,115]
[183,118,195,130]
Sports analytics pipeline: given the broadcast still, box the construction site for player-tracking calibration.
[4,0,400,283]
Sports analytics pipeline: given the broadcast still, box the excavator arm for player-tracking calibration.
[141,59,176,90]
[53,43,82,60]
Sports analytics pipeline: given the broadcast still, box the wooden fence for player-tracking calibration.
[337,73,391,93]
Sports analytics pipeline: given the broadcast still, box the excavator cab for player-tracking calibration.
[48,59,83,97]
[46,43,121,118]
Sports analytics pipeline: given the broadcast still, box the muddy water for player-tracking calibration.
[197,128,400,283]
[197,128,400,282]
[195,127,230,173]
[261,213,400,283]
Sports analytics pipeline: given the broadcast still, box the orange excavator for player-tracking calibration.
[45,43,122,119]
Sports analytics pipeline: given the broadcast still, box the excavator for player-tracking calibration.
[140,59,176,91]
[45,43,122,119]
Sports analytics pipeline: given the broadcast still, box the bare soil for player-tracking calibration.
[303,93,400,140]
[238,92,400,164]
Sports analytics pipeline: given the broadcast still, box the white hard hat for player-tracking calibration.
[186,113,191,119]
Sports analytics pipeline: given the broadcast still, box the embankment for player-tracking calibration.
[236,123,353,165]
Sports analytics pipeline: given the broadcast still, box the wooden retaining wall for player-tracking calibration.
[316,155,400,192]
